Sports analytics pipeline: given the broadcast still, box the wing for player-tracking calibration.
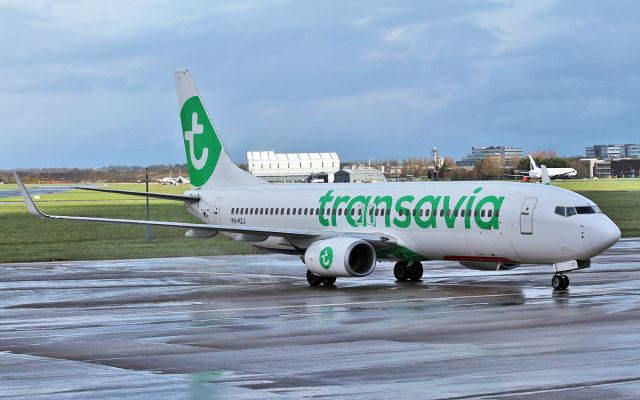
[14,172,397,247]
[74,186,200,202]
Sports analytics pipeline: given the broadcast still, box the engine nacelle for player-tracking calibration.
[305,238,376,277]
[459,261,520,271]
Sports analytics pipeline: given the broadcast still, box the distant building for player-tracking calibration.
[457,146,523,168]
[611,159,640,178]
[247,151,340,183]
[586,144,640,159]
[334,167,386,183]
[582,158,612,179]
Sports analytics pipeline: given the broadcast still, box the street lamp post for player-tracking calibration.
[145,166,151,243]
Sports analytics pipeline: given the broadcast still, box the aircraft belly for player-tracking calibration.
[409,229,520,262]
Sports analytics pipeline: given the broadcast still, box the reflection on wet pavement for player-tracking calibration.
[1,239,640,399]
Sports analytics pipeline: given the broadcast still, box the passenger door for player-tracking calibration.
[520,197,537,235]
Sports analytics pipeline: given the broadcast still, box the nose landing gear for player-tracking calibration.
[552,274,570,290]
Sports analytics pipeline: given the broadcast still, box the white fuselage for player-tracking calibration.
[184,181,619,265]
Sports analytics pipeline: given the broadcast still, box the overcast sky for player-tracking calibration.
[1,0,638,168]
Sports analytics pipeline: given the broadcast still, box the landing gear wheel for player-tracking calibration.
[307,270,323,286]
[552,274,569,290]
[394,262,409,281]
[561,274,570,289]
[409,262,424,281]
[322,277,336,286]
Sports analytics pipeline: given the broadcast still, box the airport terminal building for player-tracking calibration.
[457,146,523,168]
[586,144,640,159]
[247,151,340,183]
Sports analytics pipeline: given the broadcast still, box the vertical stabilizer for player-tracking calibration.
[528,155,539,171]
[175,69,265,188]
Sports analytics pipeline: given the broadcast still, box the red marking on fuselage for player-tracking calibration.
[443,255,516,263]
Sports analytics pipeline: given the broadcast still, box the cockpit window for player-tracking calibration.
[556,205,603,217]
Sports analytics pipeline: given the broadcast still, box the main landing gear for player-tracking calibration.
[306,270,336,287]
[551,274,570,290]
[394,261,423,282]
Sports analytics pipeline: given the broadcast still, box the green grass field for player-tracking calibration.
[1,179,638,263]
[0,183,257,263]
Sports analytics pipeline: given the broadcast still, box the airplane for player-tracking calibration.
[13,69,620,290]
[515,155,577,180]
[157,176,190,185]
[157,171,190,185]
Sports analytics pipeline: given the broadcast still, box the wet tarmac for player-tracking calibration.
[1,239,639,399]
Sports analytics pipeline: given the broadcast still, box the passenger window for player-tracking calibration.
[304,208,308,216]
[487,210,492,217]
[292,208,297,215]
[358,209,362,216]
[453,209,458,217]
[338,208,342,216]
[298,208,302,215]
[495,210,499,217]
[439,209,444,217]
[386,209,391,216]
[481,210,485,217]
[474,210,478,217]
[245,208,249,215]
[555,206,566,217]
[425,209,430,216]
[281,208,285,215]
[287,208,291,215]
[275,208,279,215]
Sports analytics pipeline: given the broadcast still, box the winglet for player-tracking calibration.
[540,165,551,185]
[13,172,48,218]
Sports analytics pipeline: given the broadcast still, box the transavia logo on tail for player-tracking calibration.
[319,247,333,270]
[180,96,222,187]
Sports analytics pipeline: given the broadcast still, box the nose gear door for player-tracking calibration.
[520,197,537,235]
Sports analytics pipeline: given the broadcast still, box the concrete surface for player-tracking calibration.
[1,239,639,399]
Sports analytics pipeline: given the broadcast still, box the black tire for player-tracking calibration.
[561,274,570,289]
[409,262,424,281]
[551,275,562,290]
[307,270,323,286]
[322,277,337,286]
[394,262,408,281]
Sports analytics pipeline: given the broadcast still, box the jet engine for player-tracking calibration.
[304,237,376,277]
[459,261,520,271]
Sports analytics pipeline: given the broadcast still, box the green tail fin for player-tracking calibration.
[175,69,264,188]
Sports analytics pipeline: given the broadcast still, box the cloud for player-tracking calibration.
[0,0,639,168]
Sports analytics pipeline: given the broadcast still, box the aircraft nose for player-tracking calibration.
[590,218,621,254]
